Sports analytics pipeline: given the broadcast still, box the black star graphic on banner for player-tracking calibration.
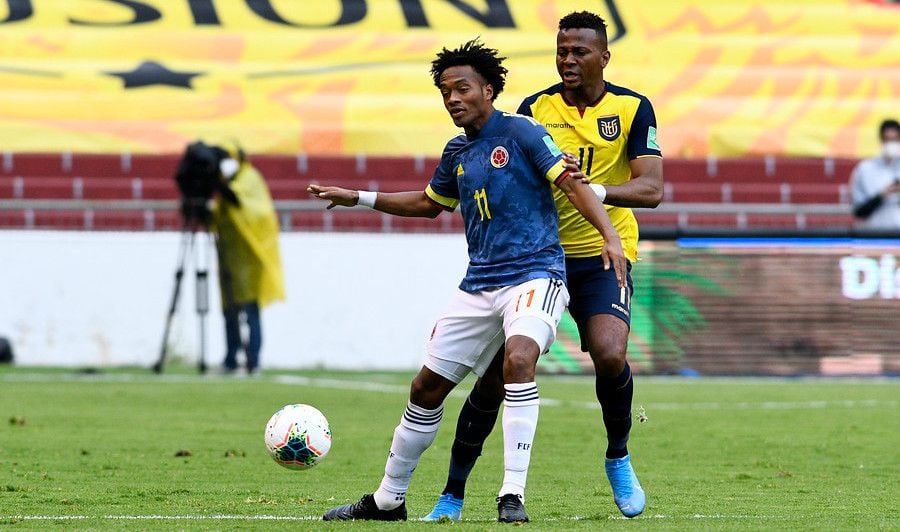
[106,60,202,89]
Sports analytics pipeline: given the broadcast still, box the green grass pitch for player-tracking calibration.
[1,367,897,530]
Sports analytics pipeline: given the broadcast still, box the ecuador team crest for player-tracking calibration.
[490,146,509,168]
[598,115,621,141]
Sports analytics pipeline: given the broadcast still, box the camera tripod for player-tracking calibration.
[153,217,213,374]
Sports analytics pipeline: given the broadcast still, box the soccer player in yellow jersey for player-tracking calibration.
[423,11,663,520]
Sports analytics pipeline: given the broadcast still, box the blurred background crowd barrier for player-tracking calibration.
[1,231,895,376]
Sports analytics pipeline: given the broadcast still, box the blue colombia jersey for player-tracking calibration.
[425,110,571,292]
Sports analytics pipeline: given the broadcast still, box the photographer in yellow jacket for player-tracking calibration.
[207,143,285,375]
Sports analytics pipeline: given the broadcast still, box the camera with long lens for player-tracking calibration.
[174,141,229,225]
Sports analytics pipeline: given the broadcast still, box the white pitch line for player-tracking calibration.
[2,515,320,521]
[2,372,896,411]
[1,513,819,523]
[2,513,813,522]
[273,375,898,411]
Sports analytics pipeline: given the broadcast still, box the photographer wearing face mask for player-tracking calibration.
[850,119,900,230]
[201,142,285,375]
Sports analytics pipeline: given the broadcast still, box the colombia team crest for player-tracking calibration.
[490,146,509,168]
[598,115,621,141]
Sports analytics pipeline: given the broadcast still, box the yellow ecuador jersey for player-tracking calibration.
[211,163,285,308]
[517,82,662,262]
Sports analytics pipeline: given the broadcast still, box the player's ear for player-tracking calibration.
[600,49,611,69]
[483,83,494,102]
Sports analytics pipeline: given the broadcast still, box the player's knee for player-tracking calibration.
[503,339,541,383]
[503,352,536,383]
[409,371,450,409]
[472,355,505,408]
[472,378,504,409]
[588,340,627,377]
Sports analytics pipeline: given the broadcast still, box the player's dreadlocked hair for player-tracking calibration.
[430,38,507,101]
[559,11,608,47]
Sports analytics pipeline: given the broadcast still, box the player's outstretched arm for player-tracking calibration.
[586,157,663,208]
[555,164,628,288]
[307,185,442,218]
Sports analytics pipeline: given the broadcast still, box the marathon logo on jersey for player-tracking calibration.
[490,146,509,168]
[598,115,621,141]
[544,122,575,130]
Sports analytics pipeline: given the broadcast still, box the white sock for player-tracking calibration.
[499,382,539,499]
[373,401,443,510]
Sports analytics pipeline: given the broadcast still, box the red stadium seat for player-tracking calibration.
[251,155,303,181]
[69,154,130,178]
[790,184,847,204]
[769,157,830,182]
[713,158,769,182]
[303,155,363,181]
[633,211,680,227]
[730,183,788,203]
[267,180,308,200]
[2,153,67,176]
[0,176,24,199]
[286,211,328,231]
[15,177,76,199]
[744,213,804,228]
[79,177,139,200]
[140,178,179,200]
[91,210,181,230]
[660,159,709,183]
[668,183,725,203]
[364,156,425,181]
[148,210,183,230]
[0,209,28,228]
[829,158,857,182]
[678,213,739,227]
[129,154,181,179]
[30,209,88,229]
[376,178,430,193]
[803,214,855,227]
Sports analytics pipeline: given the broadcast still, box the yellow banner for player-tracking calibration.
[1,0,898,157]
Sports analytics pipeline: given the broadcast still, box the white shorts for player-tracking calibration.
[424,277,570,384]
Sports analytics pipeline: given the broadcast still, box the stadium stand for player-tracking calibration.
[0,153,855,232]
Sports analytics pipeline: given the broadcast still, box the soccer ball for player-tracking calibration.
[264,404,332,470]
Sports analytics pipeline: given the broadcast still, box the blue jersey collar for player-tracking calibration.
[467,109,502,140]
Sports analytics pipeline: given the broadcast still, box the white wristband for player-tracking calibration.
[590,183,607,203]
[357,190,377,208]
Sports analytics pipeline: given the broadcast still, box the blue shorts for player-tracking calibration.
[565,255,634,351]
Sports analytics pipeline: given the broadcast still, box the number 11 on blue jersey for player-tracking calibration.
[474,187,492,220]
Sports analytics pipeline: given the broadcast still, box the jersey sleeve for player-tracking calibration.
[516,117,569,185]
[425,137,463,211]
[626,96,663,160]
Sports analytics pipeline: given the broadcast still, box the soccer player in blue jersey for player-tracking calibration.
[309,39,627,523]
[423,11,664,521]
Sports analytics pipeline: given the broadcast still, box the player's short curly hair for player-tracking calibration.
[559,11,608,47]
[430,38,507,101]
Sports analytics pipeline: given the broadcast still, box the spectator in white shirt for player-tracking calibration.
[851,119,900,230]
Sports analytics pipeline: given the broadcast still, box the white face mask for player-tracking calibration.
[883,140,900,160]
[219,158,240,179]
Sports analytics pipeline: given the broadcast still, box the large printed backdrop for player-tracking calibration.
[1,0,899,156]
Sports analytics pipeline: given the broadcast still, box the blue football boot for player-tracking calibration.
[420,493,464,521]
[605,455,646,517]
